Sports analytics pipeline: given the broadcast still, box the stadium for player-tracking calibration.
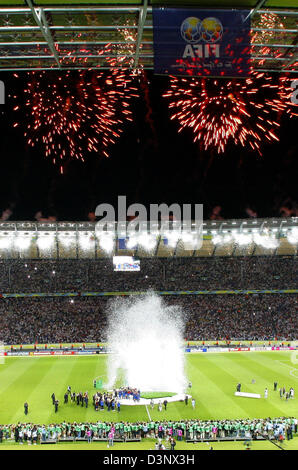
[0,0,297,456]
[0,218,297,451]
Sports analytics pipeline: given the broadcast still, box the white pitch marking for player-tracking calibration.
[275,360,298,379]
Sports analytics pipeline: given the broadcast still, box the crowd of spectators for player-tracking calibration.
[181,294,297,341]
[0,253,296,345]
[0,297,108,344]
[0,255,296,293]
[0,416,296,445]
[0,293,296,344]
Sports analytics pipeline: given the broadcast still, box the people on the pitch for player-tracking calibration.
[3,415,296,444]
[278,386,295,400]
[117,387,141,401]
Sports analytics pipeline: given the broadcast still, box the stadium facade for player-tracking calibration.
[0,217,296,259]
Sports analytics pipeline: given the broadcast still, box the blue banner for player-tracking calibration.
[153,8,251,77]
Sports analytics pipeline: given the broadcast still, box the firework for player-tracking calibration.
[163,73,293,155]
[252,12,286,44]
[278,75,298,117]
[13,68,139,173]
[251,12,286,66]
[113,20,141,70]
[56,41,111,68]
[55,21,142,71]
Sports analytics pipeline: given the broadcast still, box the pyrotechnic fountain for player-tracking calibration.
[106,293,187,395]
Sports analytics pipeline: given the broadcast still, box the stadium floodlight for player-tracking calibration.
[126,235,138,250]
[14,232,32,251]
[137,232,157,251]
[165,230,181,248]
[253,233,279,249]
[98,232,114,253]
[180,231,200,250]
[181,231,195,243]
[287,228,298,245]
[36,233,55,251]
[58,232,76,247]
[222,234,233,244]
[212,234,224,245]
[78,232,94,251]
[233,233,253,246]
[0,234,13,250]
[212,233,233,245]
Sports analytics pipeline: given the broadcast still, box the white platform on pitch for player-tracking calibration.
[117,393,192,406]
[235,391,261,399]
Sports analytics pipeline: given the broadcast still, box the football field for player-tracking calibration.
[0,351,297,426]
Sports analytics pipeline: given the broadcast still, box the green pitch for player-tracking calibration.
[0,351,297,426]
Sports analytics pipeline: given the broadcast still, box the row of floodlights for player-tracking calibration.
[0,228,297,252]
[212,228,298,248]
[0,230,200,253]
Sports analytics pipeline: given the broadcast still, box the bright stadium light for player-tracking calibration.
[36,233,55,251]
[181,231,195,243]
[222,233,233,244]
[253,233,279,249]
[126,235,138,250]
[0,234,13,250]
[58,232,76,247]
[212,233,233,245]
[165,230,181,247]
[78,233,94,251]
[137,232,157,251]
[287,228,298,245]
[14,232,32,251]
[180,231,200,250]
[98,232,114,253]
[233,232,253,246]
[212,234,224,245]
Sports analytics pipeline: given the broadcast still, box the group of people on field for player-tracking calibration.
[0,416,296,445]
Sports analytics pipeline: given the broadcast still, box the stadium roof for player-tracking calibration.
[0,0,297,72]
[0,217,297,258]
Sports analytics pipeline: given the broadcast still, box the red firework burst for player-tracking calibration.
[278,75,298,117]
[251,12,286,66]
[13,69,138,173]
[163,73,295,155]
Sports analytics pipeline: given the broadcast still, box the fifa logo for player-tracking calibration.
[0,81,4,105]
[181,17,223,59]
[291,80,298,105]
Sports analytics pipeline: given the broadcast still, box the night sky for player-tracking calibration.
[0,70,297,222]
